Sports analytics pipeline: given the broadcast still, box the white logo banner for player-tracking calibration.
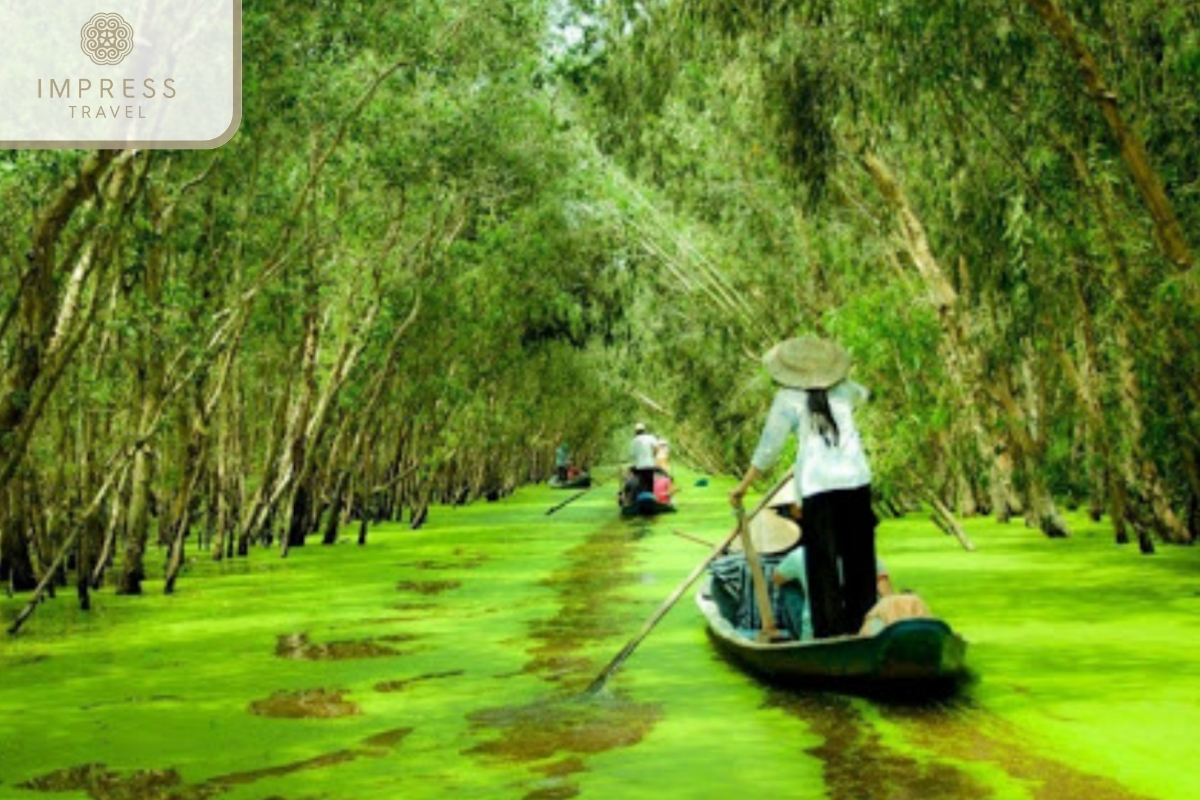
[0,1,241,148]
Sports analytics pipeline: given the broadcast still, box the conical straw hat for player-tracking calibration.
[763,336,852,390]
[729,510,801,555]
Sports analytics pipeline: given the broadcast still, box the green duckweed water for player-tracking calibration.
[2,472,1198,800]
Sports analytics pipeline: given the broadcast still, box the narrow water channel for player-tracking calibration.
[1,477,1197,800]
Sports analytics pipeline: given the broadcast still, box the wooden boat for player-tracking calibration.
[549,472,592,489]
[695,582,967,693]
[620,491,676,517]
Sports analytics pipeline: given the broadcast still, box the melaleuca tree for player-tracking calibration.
[561,0,1200,545]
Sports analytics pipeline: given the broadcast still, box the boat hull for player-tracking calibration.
[696,588,967,693]
[549,473,592,489]
[620,494,676,517]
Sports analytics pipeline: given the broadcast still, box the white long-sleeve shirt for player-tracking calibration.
[630,433,659,469]
[750,382,872,498]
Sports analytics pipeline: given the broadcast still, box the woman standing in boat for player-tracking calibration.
[729,336,877,639]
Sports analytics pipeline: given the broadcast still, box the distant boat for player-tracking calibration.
[696,584,968,693]
[549,472,592,489]
[620,491,676,517]
[618,467,676,517]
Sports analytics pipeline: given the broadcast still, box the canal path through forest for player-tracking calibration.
[2,471,1198,800]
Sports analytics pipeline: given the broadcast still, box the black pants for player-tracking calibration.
[633,467,655,495]
[801,485,878,638]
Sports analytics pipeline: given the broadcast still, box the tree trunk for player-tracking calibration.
[1025,477,1069,538]
[90,481,124,589]
[0,487,37,592]
[1058,134,1189,545]
[929,494,976,551]
[284,484,312,550]
[0,151,122,496]
[861,152,1005,527]
[10,457,131,634]
[1024,0,1194,270]
[990,450,1018,523]
[76,514,97,611]
[323,473,350,545]
[117,441,153,595]
[164,423,209,594]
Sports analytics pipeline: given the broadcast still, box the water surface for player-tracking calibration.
[1,474,1197,799]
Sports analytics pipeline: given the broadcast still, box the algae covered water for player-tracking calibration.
[2,475,1198,800]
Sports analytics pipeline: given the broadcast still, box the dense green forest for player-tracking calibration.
[3,0,1198,631]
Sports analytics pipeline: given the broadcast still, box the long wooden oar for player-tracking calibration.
[546,473,609,516]
[584,471,792,695]
[671,529,713,548]
[737,504,779,641]
[545,487,592,516]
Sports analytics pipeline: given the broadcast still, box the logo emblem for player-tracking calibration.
[80,12,134,66]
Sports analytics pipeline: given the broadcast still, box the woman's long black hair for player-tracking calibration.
[807,388,840,446]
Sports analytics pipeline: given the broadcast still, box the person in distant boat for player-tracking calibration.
[729,336,877,639]
[555,442,571,483]
[630,422,660,496]
[654,438,671,474]
[619,468,640,507]
[652,469,674,504]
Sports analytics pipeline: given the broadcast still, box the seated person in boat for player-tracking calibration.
[771,544,893,640]
[618,465,673,509]
[858,589,933,635]
[654,439,671,474]
[709,492,806,637]
[652,468,673,504]
[712,479,899,640]
[710,482,929,639]
[772,536,930,637]
[618,469,640,507]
